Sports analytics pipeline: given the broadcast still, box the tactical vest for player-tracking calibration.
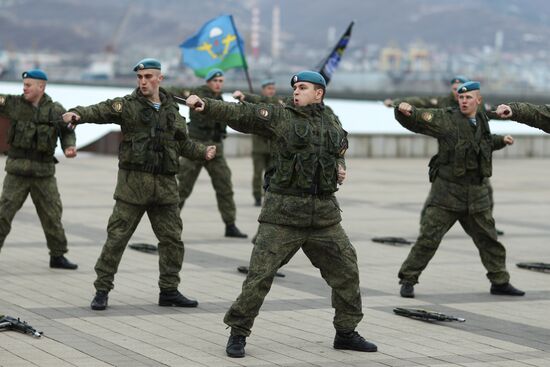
[188,86,227,142]
[6,96,59,162]
[117,93,182,175]
[267,105,347,196]
[432,111,493,184]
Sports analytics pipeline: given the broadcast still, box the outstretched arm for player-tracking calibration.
[394,103,449,138]
[495,102,550,133]
[186,95,280,138]
[63,98,126,126]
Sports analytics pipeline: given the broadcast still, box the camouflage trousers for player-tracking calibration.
[224,222,364,336]
[399,205,510,285]
[177,155,236,224]
[252,153,270,201]
[420,178,495,222]
[0,173,68,256]
[94,200,185,292]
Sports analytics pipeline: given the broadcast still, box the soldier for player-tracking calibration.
[394,81,524,298]
[384,75,468,109]
[0,69,78,269]
[494,102,550,133]
[385,76,504,236]
[233,79,282,206]
[168,69,247,238]
[62,58,216,310]
[186,71,377,358]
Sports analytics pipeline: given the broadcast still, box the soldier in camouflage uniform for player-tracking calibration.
[384,75,468,109]
[394,81,524,298]
[494,102,550,133]
[385,76,504,235]
[186,70,377,358]
[0,69,78,269]
[167,69,247,238]
[62,59,216,311]
[233,80,283,206]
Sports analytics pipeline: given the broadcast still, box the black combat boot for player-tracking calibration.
[226,334,246,358]
[225,224,248,238]
[50,255,78,270]
[158,290,198,307]
[400,283,415,298]
[334,331,377,352]
[91,291,109,310]
[254,198,262,207]
[490,282,525,296]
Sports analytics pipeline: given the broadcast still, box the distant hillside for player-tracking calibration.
[1,0,550,55]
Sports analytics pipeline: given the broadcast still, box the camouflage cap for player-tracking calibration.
[291,70,326,88]
[22,69,48,81]
[457,81,481,94]
[133,58,161,72]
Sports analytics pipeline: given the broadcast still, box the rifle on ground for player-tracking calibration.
[393,308,465,322]
[516,262,550,273]
[372,236,414,246]
[128,243,158,254]
[0,315,43,337]
[237,265,285,278]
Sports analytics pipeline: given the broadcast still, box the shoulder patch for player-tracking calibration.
[112,101,123,113]
[259,108,269,118]
[0,95,5,106]
[421,111,433,122]
[256,106,272,121]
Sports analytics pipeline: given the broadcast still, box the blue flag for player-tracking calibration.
[318,21,354,85]
[180,15,248,77]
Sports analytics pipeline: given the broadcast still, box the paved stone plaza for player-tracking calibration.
[0,155,549,367]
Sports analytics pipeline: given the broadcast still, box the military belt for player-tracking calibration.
[118,162,174,176]
[268,187,335,199]
[437,171,483,186]
[7,149,54,163]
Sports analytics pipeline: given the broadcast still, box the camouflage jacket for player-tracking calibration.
[507,102,550,133]
[0,93,75,177]
[167,84,227,147]
[395,92,458,109]
[395,106,507,213]
[242,92,284,154]
[201,98,347,228]
[70,87,206,205]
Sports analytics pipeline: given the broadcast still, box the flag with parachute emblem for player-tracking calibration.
[318,21,354,85]
[180,14,248,77]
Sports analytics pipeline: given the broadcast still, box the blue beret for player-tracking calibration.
[133,58,161,72]
[457,81,480,94]
[205,68,224,81]
[450,75,469,85]
[261,79,275,88]
[291,70,326,88]
[22,69,48,81]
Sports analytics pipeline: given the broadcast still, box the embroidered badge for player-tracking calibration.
[259,108,269,118]
[112,101,123,112]
[422,112,433,122]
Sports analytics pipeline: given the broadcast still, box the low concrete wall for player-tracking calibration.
[223,133,550,158]
[73,130,550,158]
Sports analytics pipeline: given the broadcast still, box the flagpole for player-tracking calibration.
[318,21,354,86]
[229,15,254,93]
